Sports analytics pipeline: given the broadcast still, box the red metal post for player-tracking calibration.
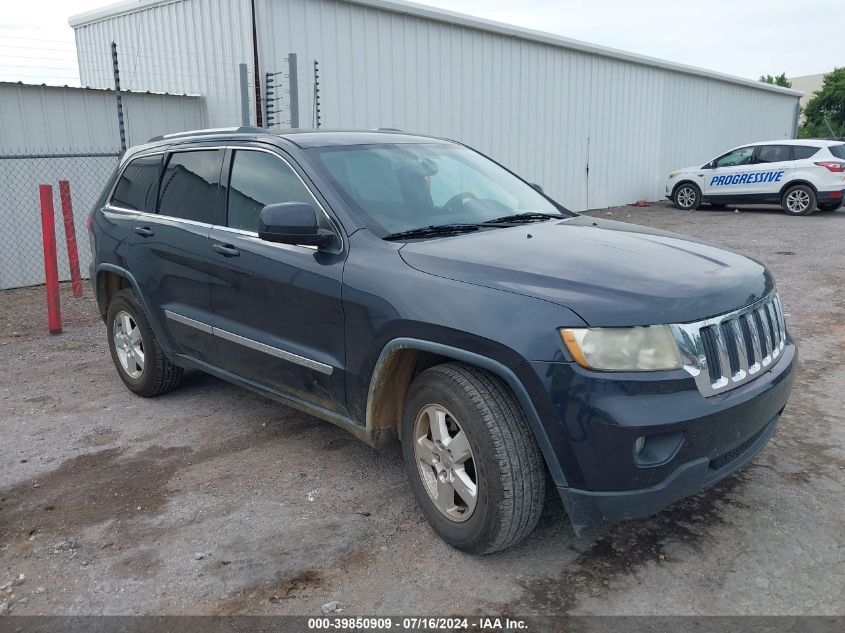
[58,180,83,297]
[39,184,63,335]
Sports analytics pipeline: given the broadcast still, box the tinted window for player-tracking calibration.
[227,150,318,231]
[158,150,222,223]
[714,147,754,168]
[827,144,845,159]
[792,145,820,160]
[312,143,566,236]
[756,145,792,163]
[111,154,161,211]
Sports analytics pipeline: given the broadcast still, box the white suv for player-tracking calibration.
[666,140,845,215]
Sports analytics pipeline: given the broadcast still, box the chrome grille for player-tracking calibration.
[670,293,788,397]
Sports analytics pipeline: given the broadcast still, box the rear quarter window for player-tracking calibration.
[829,144,845,160]
[792,145,821,160]
[110,154,162,212]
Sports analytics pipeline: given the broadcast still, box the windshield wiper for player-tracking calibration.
[383,224,482,241]
[483,212,563,224]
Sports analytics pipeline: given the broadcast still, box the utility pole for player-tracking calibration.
[111,42,127,153]
[288,53,299,129]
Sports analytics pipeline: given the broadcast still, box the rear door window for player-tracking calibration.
[158,150,223,223]
[755,145,793,163]
[110,154,162,212]
[828,144,845,159]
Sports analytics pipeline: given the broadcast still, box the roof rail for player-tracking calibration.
[374,127,403,132]
[147,126,268,143]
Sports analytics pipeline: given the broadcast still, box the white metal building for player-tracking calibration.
[0,82,205,289]
[69,0,802,210]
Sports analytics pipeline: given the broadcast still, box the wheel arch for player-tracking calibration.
[365,337,567,486]
[779,179,818,198]
[95,264,171,355]
[671,179,700,199]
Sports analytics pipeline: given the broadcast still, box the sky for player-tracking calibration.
[0,0,841,87]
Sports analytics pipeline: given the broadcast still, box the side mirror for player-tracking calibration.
[530,183,544,193]
[704,161,716,169]
[258,202,334,247]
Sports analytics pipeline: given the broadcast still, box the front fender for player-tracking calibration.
[365,337,568,486]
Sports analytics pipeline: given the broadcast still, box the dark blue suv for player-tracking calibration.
[89,128,796,553]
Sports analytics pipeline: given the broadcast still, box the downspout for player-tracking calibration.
[251,0,263,127]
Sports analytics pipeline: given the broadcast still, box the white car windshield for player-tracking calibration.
[310,143,569,237]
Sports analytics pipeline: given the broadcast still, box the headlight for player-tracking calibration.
[669,171,680,179]
[559,326,683,371]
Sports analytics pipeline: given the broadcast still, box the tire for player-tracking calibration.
[818,200,842,212]
[400,362,545,554]
[781,184,816,215]
[673,183,701,211]
[106,289,183,397]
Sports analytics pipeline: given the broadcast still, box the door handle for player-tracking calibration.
[212,243,240,257]
[134,226,154,237]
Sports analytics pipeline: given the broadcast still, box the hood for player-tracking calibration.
[673,165,702,174]
[398,216,774,326]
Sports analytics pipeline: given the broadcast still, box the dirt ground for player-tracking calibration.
[0,201,843,616]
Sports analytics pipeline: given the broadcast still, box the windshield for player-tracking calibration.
[308,143,570,237]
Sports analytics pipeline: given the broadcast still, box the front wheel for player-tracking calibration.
[673,183,701,211]
[401,363,546,554]
[781,184,816,215]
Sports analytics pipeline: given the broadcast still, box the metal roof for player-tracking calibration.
[68,0,802,98]
[0,80,200,98]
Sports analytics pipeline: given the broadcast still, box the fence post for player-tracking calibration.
[39,184,63,335]
[313,59,321,129]
[58,180,83,298]
[288,53,299,128]
[239,63,250,126]
[111,42,127,153]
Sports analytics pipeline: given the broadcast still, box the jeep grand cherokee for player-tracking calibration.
[89,128,796,553]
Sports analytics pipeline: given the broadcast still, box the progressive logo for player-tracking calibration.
[711,171,784,186]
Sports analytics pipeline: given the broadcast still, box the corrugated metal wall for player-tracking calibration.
[0,82,206,289]
[74,0,255,127]
[0,82,206,151]
[71,0,800,210]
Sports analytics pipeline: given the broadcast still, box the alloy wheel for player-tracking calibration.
[413,404,478,522]
[785,189,810,213]
[113,310,145,379]
[676,186,697,208]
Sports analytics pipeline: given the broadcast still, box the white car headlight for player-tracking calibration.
[669,171,680,179]
[559,326,683,371]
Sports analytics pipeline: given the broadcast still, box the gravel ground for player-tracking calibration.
[0,201,843,616]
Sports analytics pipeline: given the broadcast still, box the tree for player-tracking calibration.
[759,73,792,88]
[799,67,845,139]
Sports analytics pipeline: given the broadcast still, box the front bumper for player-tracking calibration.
[558,411,780,535]
[523,342,796,535]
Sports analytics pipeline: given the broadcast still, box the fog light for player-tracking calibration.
[633,436,647,455]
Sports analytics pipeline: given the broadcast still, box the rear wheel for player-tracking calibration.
[673,183,701,210]
[818,200,842,212]
[781,184,816,215]
[106,289,183,397]
[401,363,545,554]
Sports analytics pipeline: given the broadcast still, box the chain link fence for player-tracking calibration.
[0,151,120,290]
